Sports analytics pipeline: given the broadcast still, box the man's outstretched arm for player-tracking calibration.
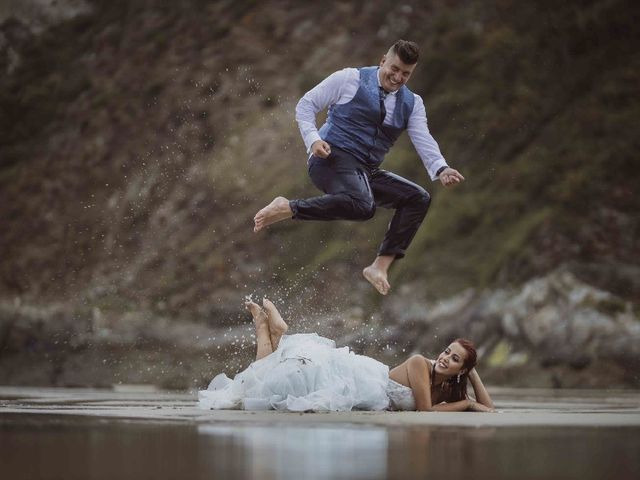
[407,95,465,186]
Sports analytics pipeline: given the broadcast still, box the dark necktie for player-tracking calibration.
[379,87,387,124]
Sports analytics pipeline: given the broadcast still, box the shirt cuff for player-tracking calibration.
[429,160,448,181]
[304,132,323,154]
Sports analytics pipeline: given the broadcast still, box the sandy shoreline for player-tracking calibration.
[1,386,639,428]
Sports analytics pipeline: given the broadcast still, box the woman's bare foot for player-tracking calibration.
[246,299,274,361]
[262,298,288,336]
[253,197,293,232]
[245,300,268,328]
[362,265,390,295]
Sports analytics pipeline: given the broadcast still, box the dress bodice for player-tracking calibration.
[385,379,416,411]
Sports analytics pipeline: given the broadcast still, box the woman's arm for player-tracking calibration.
[405,355,436,411]
[430,399,472,412]
[404,356,472,412]
[468,368,495,410]
[423,398,495,412]
[404,356,495,412]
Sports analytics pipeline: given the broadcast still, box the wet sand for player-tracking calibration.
[1,385,639,427]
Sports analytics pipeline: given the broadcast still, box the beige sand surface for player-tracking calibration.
[1,386,639,427]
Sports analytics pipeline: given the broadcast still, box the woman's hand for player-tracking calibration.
[468,400,496,413]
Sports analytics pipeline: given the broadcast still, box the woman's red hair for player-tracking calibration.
[454,338,477,372]
[444,338,477,402]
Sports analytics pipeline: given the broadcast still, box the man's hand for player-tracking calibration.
[439,167,465,188]
[311,140,332,158]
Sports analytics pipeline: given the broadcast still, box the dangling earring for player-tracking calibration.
[456,373,461,384]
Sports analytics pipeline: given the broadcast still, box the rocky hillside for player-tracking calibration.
[1,0,638,388]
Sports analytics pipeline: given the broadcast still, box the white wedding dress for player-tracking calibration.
[198,333,416,412]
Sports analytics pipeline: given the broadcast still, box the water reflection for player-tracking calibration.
[198,423,640,480]
[1,416,639,479]
[199,424,388,479]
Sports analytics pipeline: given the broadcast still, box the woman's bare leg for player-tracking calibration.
[245,300,273,361]
[262,298,288,350]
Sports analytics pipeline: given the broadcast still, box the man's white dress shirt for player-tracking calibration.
[295,67,448,181]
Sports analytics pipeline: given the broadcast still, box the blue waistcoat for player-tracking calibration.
[318,66,415,166]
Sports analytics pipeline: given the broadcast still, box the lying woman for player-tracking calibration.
[198,298,495,412]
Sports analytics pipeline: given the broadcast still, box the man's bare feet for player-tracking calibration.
[253,196,293,232]
[245,300,268,327]
[362,265,391,295]
[262,298,288,336]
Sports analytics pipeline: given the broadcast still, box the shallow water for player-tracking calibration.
[1,415,639,480]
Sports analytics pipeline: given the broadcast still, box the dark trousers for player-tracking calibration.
[290,147,431,259]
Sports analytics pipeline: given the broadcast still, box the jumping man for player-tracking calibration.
[253,40,465,295]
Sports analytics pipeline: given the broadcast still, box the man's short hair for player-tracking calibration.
[389,40,419,65]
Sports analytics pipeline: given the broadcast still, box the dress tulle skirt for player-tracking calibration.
[198,333,391,412]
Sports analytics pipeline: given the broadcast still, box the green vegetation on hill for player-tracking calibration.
[399,0,640,296]
[0,0,638,320]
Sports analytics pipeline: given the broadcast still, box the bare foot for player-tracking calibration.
[262,298,288,335]
[245,300,268,327]
[253,197,292,232]
[362,265,390,295]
